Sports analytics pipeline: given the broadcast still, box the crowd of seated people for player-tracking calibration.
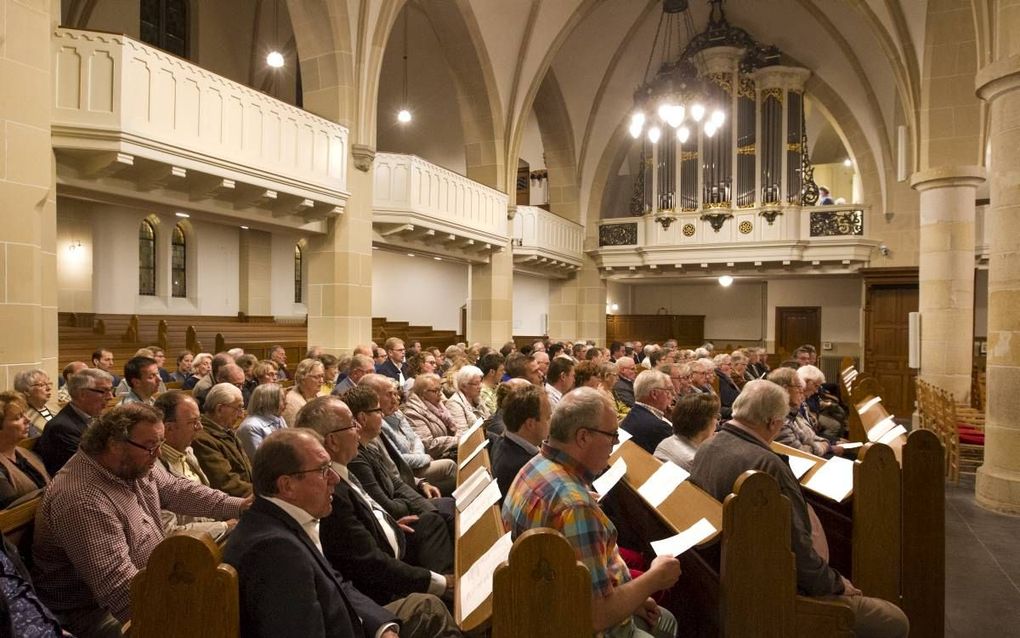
[0,335,908,638]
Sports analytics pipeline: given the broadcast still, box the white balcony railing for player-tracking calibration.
[512,205,583,275]
[373,153,508,250]
[52,28,348,217]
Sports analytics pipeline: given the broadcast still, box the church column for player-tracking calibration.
[909,167,983,401]
[306,146,375,355]
[548,227,607,344]
[0,0,57,386]
[468,240,513,346]
[975,51,1020,513]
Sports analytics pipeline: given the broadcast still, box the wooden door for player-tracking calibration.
[864,285,918,417]
[775,307,821,359]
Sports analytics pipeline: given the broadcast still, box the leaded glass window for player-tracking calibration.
[140,0,189,58]
[294,244,303,303]
[139,220,156,296]
[172,223,187,298]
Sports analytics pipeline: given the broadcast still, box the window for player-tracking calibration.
[171,223,187,298]
[140,0,189,58]
[139,220,156,296]
[294,244,303,303]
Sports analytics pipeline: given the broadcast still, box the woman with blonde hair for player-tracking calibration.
[281,358,326,427]
[0,391,50,508]
[183,352,213,390]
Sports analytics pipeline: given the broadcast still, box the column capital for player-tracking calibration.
[909,166,985,191]
[977,55,1020,102]
[351,144,376,172]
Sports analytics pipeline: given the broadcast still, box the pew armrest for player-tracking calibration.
[795,595,855,638]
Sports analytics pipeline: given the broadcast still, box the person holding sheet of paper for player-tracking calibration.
[768,368,845,458]
[503,387,681,638]
[690,381,908,638]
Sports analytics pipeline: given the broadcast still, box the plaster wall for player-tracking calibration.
[512,273,550,336]
[371,250,468,331]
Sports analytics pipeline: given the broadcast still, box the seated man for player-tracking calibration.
[192,352,234,409]
[690,380,908,638]
[767,368,843,458]
[544,357,576,408]
[332,354,375,397]
[192,383,254,497]
[224,429,458,638]
[491,383,549,499]
[119,355,161,406]
[503,387,681,638]
[36,368,113,476]
[620,370,676,454]
[56,360,88,406]
[32,403,246,638]
[296,396,453,605]
[613,357,637,408]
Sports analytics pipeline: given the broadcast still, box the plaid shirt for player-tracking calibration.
[502,443,631,598]
[32,451,245,622]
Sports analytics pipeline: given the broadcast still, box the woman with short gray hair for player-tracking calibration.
[444,365,490,434]
[13,368,54,437]
[237,383,287,460]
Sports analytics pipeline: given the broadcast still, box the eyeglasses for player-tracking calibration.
[85,387,115,396]
[579,426,621,444]
[288,463,339,480]
[123,438,165,456]
[168,418,202,431]
[31,382,53,388]
[324,423,360,436]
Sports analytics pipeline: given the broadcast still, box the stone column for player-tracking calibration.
[468,242,513,345]
[909,167,983,401]
[975,54,1020,513]
[0,0,57,386]
[239,230,272,316]
[306,145,375,355]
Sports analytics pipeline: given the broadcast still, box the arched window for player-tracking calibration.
[171,223,187,298]
[140,0,189,58]
[139,220,156,296]
[294,244,303,303]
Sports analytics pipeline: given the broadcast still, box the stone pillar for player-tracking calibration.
[467,242,513,345]
[548,258,607,344]
[909,167,983,401]
[306,145,374,355]
[239,230,272,316]
[975,53,1020,513]
[0,0,57,386]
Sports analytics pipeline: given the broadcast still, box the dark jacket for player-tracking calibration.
[490,434,538,501]
[223,497,397,638]
[619,404,673,454]
[375,359,409,383]
[716,369,741,419]
[348,439,433,519]
[35,404,90,476]
[613,377,636,408]
[191,417,253,497]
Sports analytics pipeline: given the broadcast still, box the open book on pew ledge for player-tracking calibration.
[650,518,717,557]
[458,479,501,537]
[866,416,907,445]
[459,531,513,620]
[611,428,633,455]
[803,456,855,502]
[454,467,492,511]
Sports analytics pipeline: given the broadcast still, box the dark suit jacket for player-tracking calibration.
[620,404,673,454]
[348,440,433,519]
[35,404,90,476]
[491,434,537,501]
[716,370,741,419]
[375,359,409,383]
[223,497,397,638]
[320,477,430,604]
[613,377,636,408]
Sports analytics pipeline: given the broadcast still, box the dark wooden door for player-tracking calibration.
[864,285,918,417]
[776,307,821,359]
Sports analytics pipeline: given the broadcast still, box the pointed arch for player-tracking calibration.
[532,70,580,222]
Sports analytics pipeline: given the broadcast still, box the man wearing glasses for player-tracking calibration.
[32,403,248,638]
[36,368,114,475]
[376,337,410,386]
[619,370,678,454]
[503,388,681,638]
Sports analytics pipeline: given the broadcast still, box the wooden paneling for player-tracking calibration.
[606,314,704,346]
[775,306,821,359]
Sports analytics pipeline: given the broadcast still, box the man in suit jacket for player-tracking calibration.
[36,368,113,476]
[332,354,375,397]
[224,429,458,638]
[491,384,549,500]
[620,370,676,454]
[295,395,453,605]
[613,357,638,408]
[375,338,410,385]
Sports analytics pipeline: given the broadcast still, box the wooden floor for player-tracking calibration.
[945,476,1020,637]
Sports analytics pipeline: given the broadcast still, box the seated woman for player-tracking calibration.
[318,354,339,395]
[402,351,438,396]
[767,368,843,458]
[729,350,752,389]
[598,363,630,420]
[713,353,741,419]
[183,352,212,390]
[237,383,287,460]
[281,359,326,427]
[252,360,279,386]
[171,351,194,384]
[13,369,54,437]
[573,360,602,390]
[654,393,720,470]
[402,373,459,460]
[444,365,491,434]
[0,391,50,508]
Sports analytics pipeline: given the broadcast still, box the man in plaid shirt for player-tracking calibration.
[502,387,681,638]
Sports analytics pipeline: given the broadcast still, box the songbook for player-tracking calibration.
[637,460,690,508]
[650,518,717,557]
[803,456,855,502]
[459,532,513,619]
[454,467,492,511]
[856,396,882,414]
[866,416,899,443]
[593,458,627,500]
[877,424,907,445]
[458,479,501,536]
[840,441,864,450]
[611,429,633,455]
[786,454,817,480]
[458,438,490,470]
[458,418,484,445]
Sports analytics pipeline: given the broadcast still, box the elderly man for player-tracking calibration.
[192,383,253,497]
[491,384,549,499]
[13,368,55,436]
[613,357,638,408]
[269,345,291,380]
[32,403,246,638]
[545,357,576,408]
[689,359,715,395]
[193,353,237,409]
[36,368,114,476]
[91,348,120,386]
[690,381,908,637]
[57,361,88,406]
[295,397,456,613]
[532,350,551,384]
[767,368,842,458]
[503,388,681,637]
[620,370,677,454]
[376,337,410,385]
[119,356,161,406]
[332,353,375,397]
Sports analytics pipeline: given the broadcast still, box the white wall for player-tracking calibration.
[512,273,550,335]
[191,221,240,316]
[631,281,765,342]
[371,250,468,331]
[56,198,94,312]
[606,280,632,314]
[270,233,308,318]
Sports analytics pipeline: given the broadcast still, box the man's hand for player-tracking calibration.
[635,597,660,626]
[396,515,419,534]
[224,518,238,530]
[830,444,845,457]
[443,574,455,602]
[841,575,862,596]
[420,482,441,499]
[240,494,254,511]
[646,555,682,590]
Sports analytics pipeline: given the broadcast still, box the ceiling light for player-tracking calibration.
[175,212,190,218]
[843,158,853,167]
[397,109,412,124]
[240,225,249,230]
[266,51,285,68]
[407,253,415,257]
[718,275,734,287]
[433,256,442,261]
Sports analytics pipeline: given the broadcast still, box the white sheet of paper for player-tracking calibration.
[866,416,897,442]
[458,438,491,470]
[593,458,628,500]
[877,424,907,445]
[856,396,882,414]
[610,428,633,455]
[458,418,484,445]
[650,518,717,557]
[458,479,501,536]
[786,454,817,480]
[804,456,855,502]
[637,460,690,507]
[459,531,513,620]
[840,442,864,450]
[454,467,492,512]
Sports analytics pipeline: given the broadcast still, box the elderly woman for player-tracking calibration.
[767,368,842,458]
[654,393,721,470]
[798,364,846,443]
[444,365,491,434]
[713,354,741,420]
[237,383,287,460]
[380,381,457,495]
[729,350,752,388]
[282,358,325,427]
[191,383,252,496]
[252,360,279,386]
[402,373,459,459]
[183,352,212,390]
[13,369,54,437]
[598,363,629,420]
[171,351,194,383]
[0,391,50,508]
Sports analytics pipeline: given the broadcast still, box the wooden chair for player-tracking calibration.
[130,531,239,638]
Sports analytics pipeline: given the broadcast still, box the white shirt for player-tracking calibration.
[545,383,563,407]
